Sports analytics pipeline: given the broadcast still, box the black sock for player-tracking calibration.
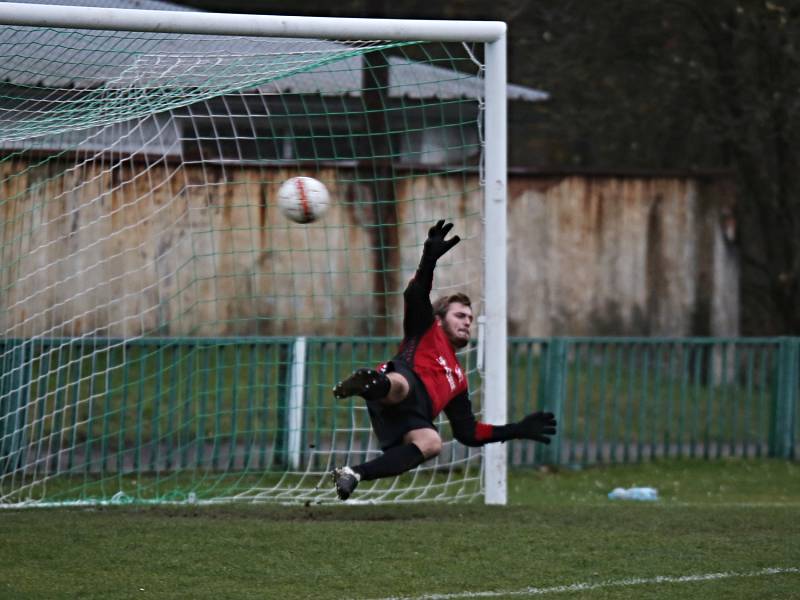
[353,443,426,481]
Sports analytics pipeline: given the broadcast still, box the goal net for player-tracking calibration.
[0,8,503,506]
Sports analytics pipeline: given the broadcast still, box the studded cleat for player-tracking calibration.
[332,368,388,400]
[332,466,360,500]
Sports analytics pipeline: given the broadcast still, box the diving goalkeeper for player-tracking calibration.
[331,220,557,500]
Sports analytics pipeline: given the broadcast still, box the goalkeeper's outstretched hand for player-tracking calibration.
[514,411,557,445]
[422,220,460,263]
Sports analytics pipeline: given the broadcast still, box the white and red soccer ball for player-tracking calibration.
[277,176,330,224]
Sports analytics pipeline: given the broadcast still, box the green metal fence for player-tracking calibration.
[507,337,798,466]
[0,336,402,477]
[1,337,798,477]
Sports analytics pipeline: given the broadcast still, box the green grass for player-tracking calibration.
[1,459,798,600]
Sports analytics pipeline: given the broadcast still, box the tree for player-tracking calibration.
[667,0,800,335]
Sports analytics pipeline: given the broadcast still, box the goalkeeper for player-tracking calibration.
[331,220,557,500]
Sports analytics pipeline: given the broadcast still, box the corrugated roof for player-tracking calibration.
[3,0,194,11]
[0,27,384,90]
[261,54,547,102]
[0,0,548,102]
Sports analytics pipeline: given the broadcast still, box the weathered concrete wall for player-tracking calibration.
[507,175,738,337]
[0,160,375,337]
[0,160,738,338]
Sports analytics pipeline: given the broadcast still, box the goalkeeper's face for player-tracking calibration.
[438,302,473,349]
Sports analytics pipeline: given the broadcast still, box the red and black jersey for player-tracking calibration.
[395,317,467,417]
[375,253,501,447]
[386,258,468,417]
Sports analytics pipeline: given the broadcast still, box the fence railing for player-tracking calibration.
[1,336,798,475]
[507,337,798,466]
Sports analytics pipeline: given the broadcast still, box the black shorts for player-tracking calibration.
[367,359,437,451]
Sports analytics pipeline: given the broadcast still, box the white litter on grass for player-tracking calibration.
[607,486,658,501]
[367,566,800,600]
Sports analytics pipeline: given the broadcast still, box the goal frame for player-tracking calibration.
[0,2,509,505]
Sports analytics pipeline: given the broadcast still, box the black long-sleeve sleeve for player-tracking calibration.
[443,391,519,447]
[401,252,436,338]
[443,392,485,447]
[401,220,460,340]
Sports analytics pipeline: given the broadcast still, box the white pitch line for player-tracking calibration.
[367,566,800,600]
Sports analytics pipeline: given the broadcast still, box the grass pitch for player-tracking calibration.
[1,459,798,599]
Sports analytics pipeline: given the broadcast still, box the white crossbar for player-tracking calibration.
[0,3,505,42]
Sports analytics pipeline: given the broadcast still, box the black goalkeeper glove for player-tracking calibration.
[511,411,557,445]
[421,220,460,265]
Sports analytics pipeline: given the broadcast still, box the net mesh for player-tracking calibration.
[0,23,486,506]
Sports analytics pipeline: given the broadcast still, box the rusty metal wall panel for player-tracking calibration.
[507,175,738,337]
[0,163,738,338]
[0,162,375,337]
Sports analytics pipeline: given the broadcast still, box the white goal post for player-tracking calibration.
[0,3,507,506]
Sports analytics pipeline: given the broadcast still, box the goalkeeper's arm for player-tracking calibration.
[403,220,461,337]
[443,392,557,447]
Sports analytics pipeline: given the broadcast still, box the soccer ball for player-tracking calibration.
[277,176,330,224]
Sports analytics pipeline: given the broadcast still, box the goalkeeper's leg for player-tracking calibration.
[332,428,440,500]
[332,369,409,404]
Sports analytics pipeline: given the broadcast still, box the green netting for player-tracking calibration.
[0,26,407,141]
[0,24,487,507]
